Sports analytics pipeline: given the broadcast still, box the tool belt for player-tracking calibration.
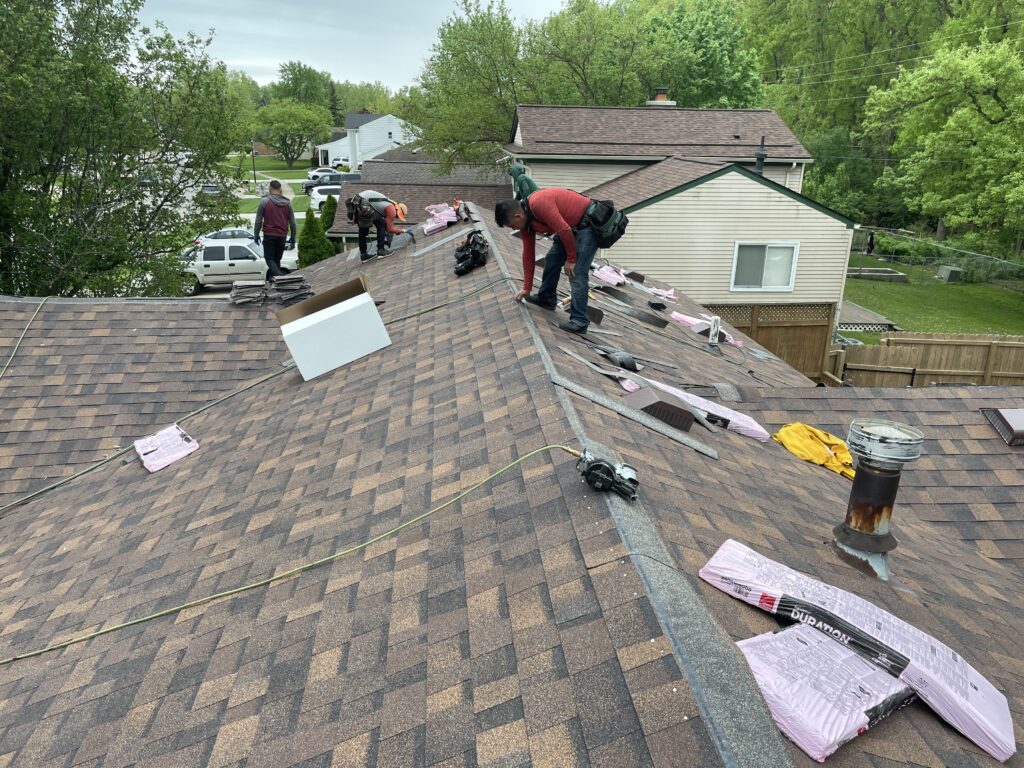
[580,199,629,249]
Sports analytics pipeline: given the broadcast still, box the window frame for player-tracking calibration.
[729,241,800,292]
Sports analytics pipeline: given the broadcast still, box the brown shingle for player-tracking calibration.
[509,104,812,159]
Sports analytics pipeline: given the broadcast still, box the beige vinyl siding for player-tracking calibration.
[738,163,804,192]
[526,162,645,192]
[610,172,852,305]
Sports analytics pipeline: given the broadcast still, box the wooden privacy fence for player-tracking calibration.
[825,332,1024,387]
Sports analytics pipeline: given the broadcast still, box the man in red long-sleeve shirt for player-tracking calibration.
[494,188,596,334]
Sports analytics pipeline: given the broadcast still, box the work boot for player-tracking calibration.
[360,252,375,262]
[559,321,588,334]
[378,248,393,257]
[523,294,556,311]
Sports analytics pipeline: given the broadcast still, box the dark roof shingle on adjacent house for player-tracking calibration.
[585,156,728,210]
[345,112,386,130]
[508,104,813,160]
[0,204,1020,767]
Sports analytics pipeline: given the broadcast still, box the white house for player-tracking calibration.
[345,112,411,169]
[503,99,853,378]
[313,128,348,167]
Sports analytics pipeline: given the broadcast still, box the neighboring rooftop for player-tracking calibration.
[0,206,1020,767]
[360,159,508,187]
[585,156,728,210]
[346,111,386,130]
[507,104,813,159]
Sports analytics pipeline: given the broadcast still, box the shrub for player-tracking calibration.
[297,207,334,267]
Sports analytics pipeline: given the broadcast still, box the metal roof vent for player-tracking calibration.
[646,88,677,107]
[833,419,923,581]
[981,408,1024,446]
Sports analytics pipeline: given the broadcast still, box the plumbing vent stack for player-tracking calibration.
[833,419,923,581]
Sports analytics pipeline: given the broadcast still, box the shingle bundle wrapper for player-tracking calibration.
[134,424,198,472]
[700,539,1017,762]
[422,204,459,235]
[271,274,313,306]
[738,624,915,762]
[618,375,770,441]
[230,280,267,305]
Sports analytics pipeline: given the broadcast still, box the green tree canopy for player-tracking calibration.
[253,99,332,168]
[402,0,761,167]
[272,61,333,110]
[862,41,1024,236]
[0,0,250,297]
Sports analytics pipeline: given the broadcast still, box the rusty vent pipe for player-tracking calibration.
[833,419,923,581]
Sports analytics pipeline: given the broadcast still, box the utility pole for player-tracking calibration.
[250,137,258,189]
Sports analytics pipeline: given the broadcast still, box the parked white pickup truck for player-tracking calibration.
[181,238,297,294]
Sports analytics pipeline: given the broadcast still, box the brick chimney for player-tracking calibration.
[645,88,677,107]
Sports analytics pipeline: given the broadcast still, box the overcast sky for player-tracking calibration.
[139,0,565,89]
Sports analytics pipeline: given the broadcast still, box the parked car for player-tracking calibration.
[332,156,349,168]
[194,227,254,246]
[180,238,298,294]
[197,183,225,198]
[306,166,336,181]
[309,186,342,211]
[301,172,361,195]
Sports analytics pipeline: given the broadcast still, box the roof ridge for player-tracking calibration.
[517,103,777,113]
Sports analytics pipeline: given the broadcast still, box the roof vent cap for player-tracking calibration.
[847,419,923,470]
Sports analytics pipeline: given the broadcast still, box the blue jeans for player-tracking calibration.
[536,226,597,328]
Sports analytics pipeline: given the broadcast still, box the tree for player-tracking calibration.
[319,194,342,252]
[0,0,250,297]
[333,81,394,123]
[862,41,1024,241]
[523,0,667,105]
[298,205,335,266]
[648,0,761,108]
[254,99,332,168]
[401,0,531,167]
[272,61,333,110]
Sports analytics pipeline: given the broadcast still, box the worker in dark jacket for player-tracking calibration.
[348,190,413,262]
[495,188,596,334]
[253,179,297,281]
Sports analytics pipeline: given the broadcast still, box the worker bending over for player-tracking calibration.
[346,190,414,262]
[495,188,597,334]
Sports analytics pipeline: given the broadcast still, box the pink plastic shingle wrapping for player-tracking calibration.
[592,265,627,285]
[648,286,678,302]
[737,624,915,762]
[670,311,744,347]
[421,203,459,235]
[133,424,199,473]
[700,539,1017,762]
[618,376,770,441]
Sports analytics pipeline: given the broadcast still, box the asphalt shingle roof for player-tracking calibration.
[508,104,813,160]
[359,160,509,187]
[0,298,287,506]
[0,207,1020,767]
[584,156,728,210]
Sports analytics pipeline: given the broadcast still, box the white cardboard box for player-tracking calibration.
[276,275,391,381]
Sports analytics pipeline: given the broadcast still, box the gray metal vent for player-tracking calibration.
[981,408,1024,446]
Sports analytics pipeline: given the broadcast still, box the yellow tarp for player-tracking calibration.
[772,422,855,480]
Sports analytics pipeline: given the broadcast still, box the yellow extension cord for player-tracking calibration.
[0,445,581,666]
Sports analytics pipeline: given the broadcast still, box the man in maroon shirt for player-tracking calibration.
[494,188,597,334]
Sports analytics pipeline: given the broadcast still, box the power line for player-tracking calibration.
[771,18,1024,77]
[761,52,937,86]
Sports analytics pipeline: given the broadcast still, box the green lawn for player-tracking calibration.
[237,195,310,214]
[844,256,1024,337]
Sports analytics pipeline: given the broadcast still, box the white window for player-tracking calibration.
[730,242,799,291]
